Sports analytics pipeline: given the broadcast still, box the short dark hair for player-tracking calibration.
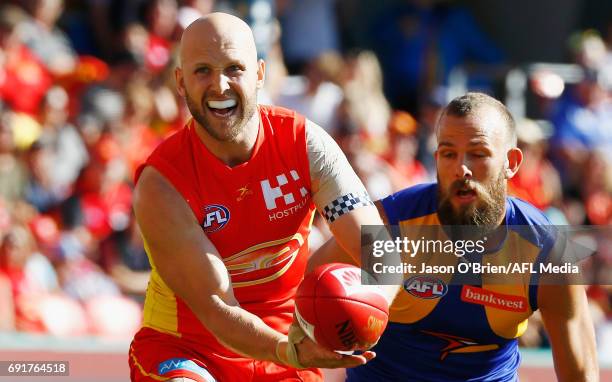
[438,92,517,147]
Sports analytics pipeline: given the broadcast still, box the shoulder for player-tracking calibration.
[143,125,191,165]
[259,104,304,123]
[380,183,438,224]
[134,126,190,184]
[507,196,555,248]
[507,197,551,226]
[259,104,308,142]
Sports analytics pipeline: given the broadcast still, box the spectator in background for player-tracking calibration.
[373,0,503,113]
[277,0,340,74]
[23,140,63,213]
[384,111,429,190]
[0,5,53,116]
[37,86,89,194]
[0,111,28,203]
[129,0,179,74]
[117,78,163,175]
[334,99,395,200]
[414,89,446,174]
[550,32,612,194]
[275,52,344,134]
[582,151,612,225]
[508,119,562,212]
[98,214,150,297]
[339,50,392,140]
[0,225,60,332]
[17,0,77,76]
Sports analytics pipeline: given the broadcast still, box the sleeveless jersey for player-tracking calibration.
[348,183,555,382]
[134,105,316,356]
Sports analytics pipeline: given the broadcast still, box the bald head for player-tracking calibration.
[179,13,258,68]
[174,12,265,148]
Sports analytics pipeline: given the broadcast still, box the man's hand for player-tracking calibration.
[277,321,375,369]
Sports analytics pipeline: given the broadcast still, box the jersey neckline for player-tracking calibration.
[187,109,265,172]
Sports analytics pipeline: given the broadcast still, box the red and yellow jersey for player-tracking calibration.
[134,105,316,355]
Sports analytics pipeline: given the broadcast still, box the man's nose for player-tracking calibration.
[455,157,473,179]
[210,72,231,94]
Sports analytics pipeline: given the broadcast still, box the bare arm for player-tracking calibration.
[309,200,391,271]
[134,167,285,362]
[307,237,356,273]
[538,284,599,382]
[135,167,369,368]
[305,120,401,304]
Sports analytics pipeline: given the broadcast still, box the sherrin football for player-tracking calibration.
[294,263,389,351]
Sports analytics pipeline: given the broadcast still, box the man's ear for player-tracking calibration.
[175,67,185,97]
[504,147,523,179]
[256,59,265,89]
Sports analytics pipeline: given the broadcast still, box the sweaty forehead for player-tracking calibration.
[180,16,257,67]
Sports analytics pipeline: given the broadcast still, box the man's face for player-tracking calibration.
[176,27,264,142]
[435,108,509,227]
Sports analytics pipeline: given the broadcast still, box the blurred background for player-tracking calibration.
[0,0,610,381]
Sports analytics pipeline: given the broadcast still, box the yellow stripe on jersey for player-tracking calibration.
[142,239,180,337]
[481,230,541,339]
[390,213,460,323]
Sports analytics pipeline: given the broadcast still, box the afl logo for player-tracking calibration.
[403,276,448,299]
[202,204,230,233]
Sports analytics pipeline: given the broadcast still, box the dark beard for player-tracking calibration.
[184,90,255,142]
[437,172,506,238]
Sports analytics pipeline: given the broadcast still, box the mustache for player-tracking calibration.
[203,91,239,101]
[448,179,485,194]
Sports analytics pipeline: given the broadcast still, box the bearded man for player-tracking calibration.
[337,92,598,381]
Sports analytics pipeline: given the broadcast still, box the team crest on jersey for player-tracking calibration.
[404,276,448,299]
[202,204,230,233]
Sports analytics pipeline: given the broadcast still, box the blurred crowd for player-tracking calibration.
[0,0,611,360]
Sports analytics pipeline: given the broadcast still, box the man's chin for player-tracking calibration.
[450,202,476,218]
[200,118,241,141]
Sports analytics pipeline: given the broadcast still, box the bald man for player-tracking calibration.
[128,13,389,382]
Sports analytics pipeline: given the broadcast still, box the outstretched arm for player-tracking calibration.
[135,167,283,361]
[135,166,370,368]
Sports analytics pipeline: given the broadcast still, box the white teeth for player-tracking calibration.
[207,99,237,109]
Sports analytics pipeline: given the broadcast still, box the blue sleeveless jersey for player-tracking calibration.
[347,183,555,382]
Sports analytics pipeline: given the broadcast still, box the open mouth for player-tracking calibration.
[207,99,238,118]
[455,188,477,202]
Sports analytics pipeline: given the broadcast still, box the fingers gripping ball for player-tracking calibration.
[295,263,389,351]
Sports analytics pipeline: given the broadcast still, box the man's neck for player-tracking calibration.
[194,115,260,167]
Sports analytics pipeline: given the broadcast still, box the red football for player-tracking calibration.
[294,263,389,351]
